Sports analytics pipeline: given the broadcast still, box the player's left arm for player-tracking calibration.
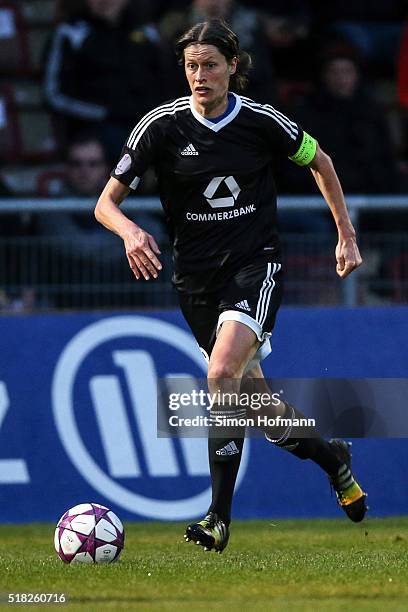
[266,105,362,278]
[307,142,362,278]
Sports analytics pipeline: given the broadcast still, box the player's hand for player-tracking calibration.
[123,226,162,280]
[335,234,362,279]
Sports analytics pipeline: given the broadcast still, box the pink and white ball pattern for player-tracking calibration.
[54,503,125,564]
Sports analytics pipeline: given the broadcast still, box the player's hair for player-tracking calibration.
[175,19,252,92]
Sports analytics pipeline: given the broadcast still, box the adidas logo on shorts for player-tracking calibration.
[180,143,199,156]
[216,441,240,456]
[235,299,251,312]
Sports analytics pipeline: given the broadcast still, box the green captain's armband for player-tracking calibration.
[288,131,317,166]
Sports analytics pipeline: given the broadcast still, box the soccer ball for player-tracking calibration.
[54,503,124,564]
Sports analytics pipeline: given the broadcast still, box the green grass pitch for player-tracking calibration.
[1,517,407,611]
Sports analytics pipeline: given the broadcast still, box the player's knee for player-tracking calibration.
[207,360,240,382]
[244,363,263,379]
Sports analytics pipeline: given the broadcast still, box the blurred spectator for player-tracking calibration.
[0,169,10,198]
[397,21,408,192]
[397,23,408,193]
[35,132,166,308]
[36,133,164,263]
[0,168,39,312]
[243,0,315,82]
[159,0,276,101]
[310,0,405,77]
[56,0,153,24]
[0,288,37,314]
[398,22,408,110]
[280,49,398,195]
[0,165,36,237]
[44,0,166,159]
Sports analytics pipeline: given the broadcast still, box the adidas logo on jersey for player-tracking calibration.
[216,441,240,456]
[180,143,199,156]
[235,300,251,312]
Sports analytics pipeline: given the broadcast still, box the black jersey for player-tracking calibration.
[111,93,306,294]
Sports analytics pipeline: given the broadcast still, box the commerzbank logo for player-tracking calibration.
[52,316,249,520]
[203,175,241,208]
[186,175,255,221]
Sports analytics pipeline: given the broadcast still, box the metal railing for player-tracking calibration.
[0,195,407,311]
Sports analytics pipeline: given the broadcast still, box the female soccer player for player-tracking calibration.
[95,19,367,553]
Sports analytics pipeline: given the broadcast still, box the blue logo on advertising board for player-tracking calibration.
[51,316,249,520]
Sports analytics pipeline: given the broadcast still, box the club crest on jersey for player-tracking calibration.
[180,143,199,156]
[115,153,132,175]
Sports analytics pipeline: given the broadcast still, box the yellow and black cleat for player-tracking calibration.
[329,439,368,522]
[184,512,229,553]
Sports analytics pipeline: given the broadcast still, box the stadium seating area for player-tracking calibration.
[0,1,60,190]
[0,0,406,195]
[0,0,407,310]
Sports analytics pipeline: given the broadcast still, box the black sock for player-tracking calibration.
[268,403,343,476]
[279,436,343,476]
[241,374,344,477]
[207,404,246,525]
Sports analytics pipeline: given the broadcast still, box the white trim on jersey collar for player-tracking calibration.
[189,92,242,132]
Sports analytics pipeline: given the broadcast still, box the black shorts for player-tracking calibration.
[178,258,283,363]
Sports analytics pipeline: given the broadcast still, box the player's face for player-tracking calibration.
[184,44,237,117]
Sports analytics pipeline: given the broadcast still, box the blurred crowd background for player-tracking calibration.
[0,0,408,311]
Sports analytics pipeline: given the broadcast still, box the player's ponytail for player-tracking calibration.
[175,19,253,93]
[231,50,252,93]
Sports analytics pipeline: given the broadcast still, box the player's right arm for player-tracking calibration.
[95,177,162,281]
[95,105,167,280]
